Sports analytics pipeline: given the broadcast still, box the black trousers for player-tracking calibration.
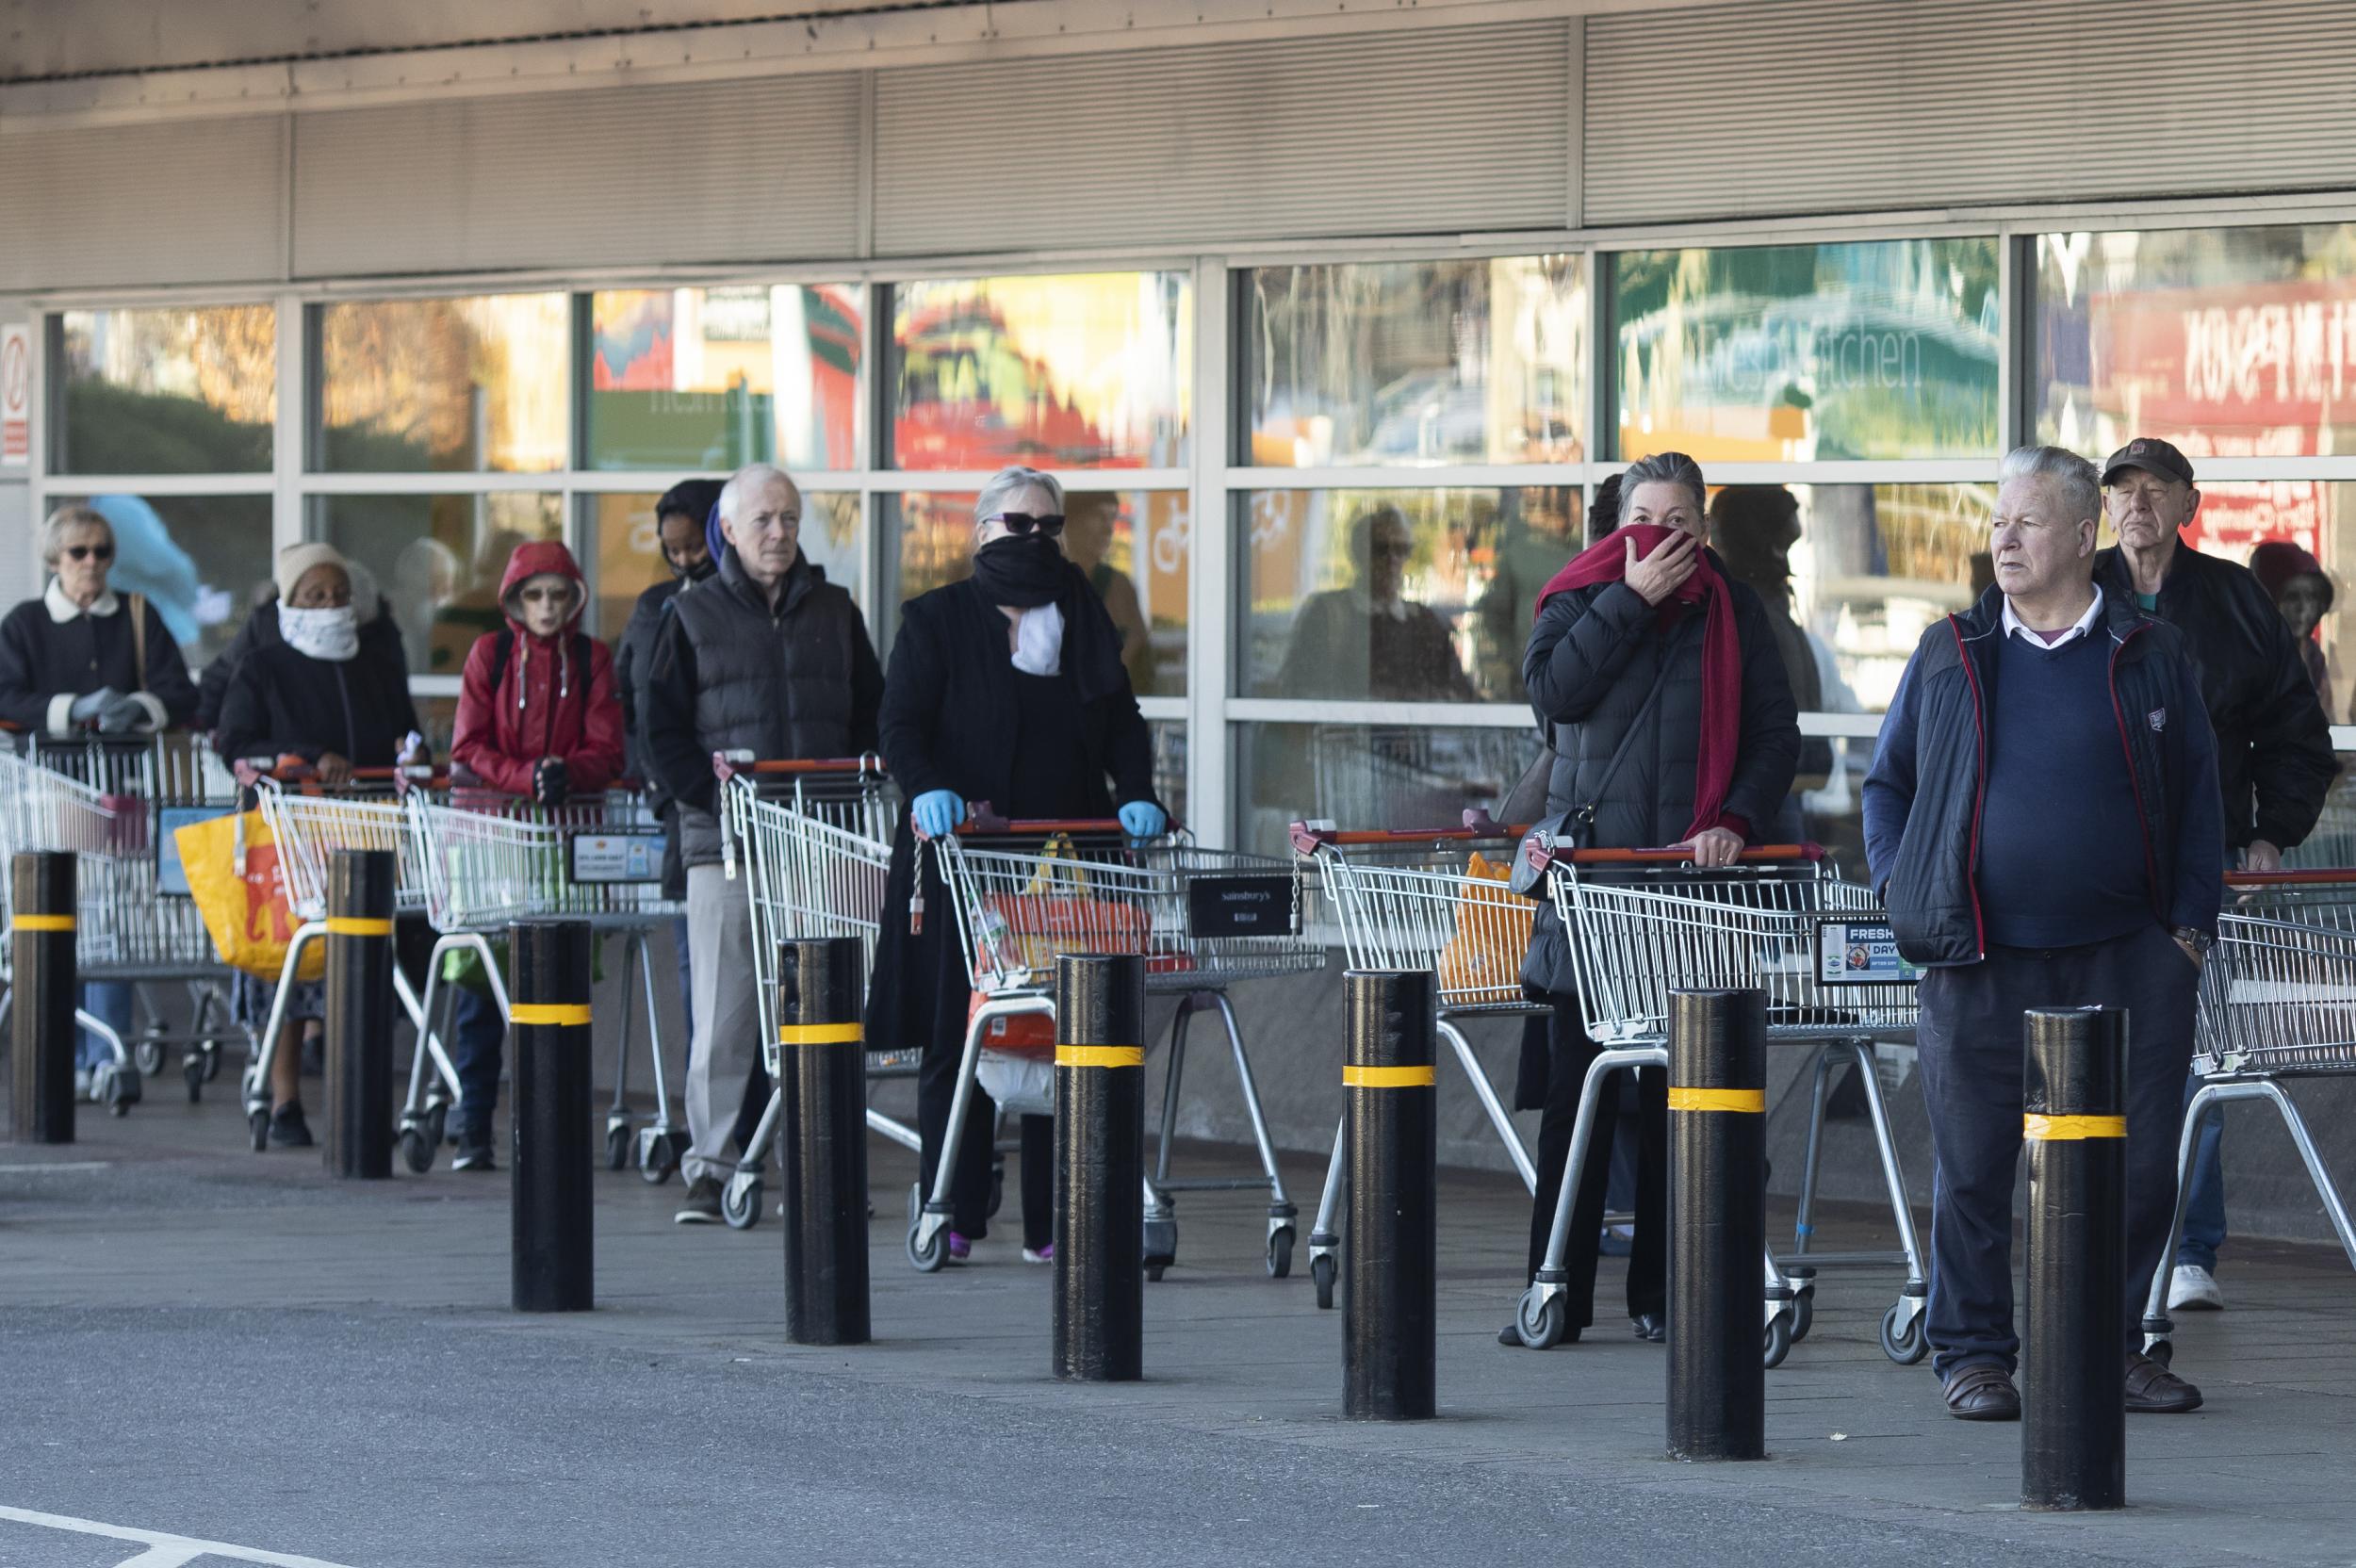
[1913,923,2198,1380]
[913,1007,1054,1246]
[1525,990,1666,1326]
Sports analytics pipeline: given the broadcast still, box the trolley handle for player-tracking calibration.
[235,756,433,791]
[712,750,887,785]
[950,802,1179,841]
[1288,810,1537,855]
[2226,868,2356,887]
[1551,841,1826,868]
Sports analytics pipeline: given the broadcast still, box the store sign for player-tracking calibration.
[1185,874,1298,939]
[568,833,663,885]
[2089,277,2356,459]
[0,324,29,467]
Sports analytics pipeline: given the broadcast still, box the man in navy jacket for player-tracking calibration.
[1864,446,2223,1422]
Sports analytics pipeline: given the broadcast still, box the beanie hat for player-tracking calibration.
[2249,540,2334,612]
[275,542,352,603]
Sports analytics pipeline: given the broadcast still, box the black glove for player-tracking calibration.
[532,757,570,809]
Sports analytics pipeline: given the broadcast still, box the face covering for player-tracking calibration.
[668,550,716,584]
[970,533,1069,608]
[282,604,359,662]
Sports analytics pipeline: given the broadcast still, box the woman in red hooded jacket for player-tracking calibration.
[440,541,625,1169]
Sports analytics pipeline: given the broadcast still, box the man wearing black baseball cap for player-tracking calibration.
[2093,435,2337,1317]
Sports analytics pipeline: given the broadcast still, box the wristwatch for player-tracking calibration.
[2171,925,2215,956]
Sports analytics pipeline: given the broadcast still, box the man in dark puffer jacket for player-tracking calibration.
[643,463,883,1225]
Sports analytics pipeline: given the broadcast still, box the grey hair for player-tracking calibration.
[40,504,112,569]
[974,466,1064,528]
[716,462,795,524]
[1619,451,1709,521]
[1999,445,2102,527]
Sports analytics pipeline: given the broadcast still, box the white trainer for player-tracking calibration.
[2168,1264,2225,1312]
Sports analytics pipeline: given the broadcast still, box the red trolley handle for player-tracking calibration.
[712,751,887,785]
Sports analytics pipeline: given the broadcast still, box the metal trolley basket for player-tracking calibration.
[908,808,1324,1279]
[714,754,913,1230]
[401,775,683,1176]
[1519,841,1929,1368]
[1286,814,1545,1310]
[2141,869,2356,1362]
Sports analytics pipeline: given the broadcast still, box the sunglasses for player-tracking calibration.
[988,512,1066,539]
[65,544,115,563]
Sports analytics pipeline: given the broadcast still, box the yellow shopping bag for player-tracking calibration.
[175,810,326,983]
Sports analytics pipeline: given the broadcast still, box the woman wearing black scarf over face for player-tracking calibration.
[870,466,1164,1265]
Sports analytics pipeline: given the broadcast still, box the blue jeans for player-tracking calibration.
[79,981,134,1071]
[449,988,505,1141]
[2174,1072,2227,1272]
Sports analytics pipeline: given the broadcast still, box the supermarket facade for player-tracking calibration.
[7,0,2356,858]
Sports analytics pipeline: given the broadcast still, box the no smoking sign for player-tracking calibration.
[0,323,29,466]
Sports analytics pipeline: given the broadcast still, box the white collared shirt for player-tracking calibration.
[2000,584,2104,651]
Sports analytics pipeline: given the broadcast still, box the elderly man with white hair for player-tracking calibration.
[644,462,884,1224]
[1865,445,2223,1421]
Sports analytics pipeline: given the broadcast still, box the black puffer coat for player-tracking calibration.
[195,594,404,733]
[642,549,884,868]
[1518,556,1801,994]
[214,635,419,769]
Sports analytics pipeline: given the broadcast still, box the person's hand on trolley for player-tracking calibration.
[1675,825,1743,868]
[1117,800,1168,841]
[911,789,965,840]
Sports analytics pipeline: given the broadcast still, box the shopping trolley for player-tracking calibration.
[235,761,440,1152]
[908,807,1325,1278]
[1515,840,1928,1368]
[712,753,914,1228]
[401,774,683,1176]
[1286,814,1545,1310]
[2141,869,2356,1363]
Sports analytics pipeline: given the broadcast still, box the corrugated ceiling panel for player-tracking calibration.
[875,21,1572,253]
[1586,0,2356,225]
[0,114,286,290]
[292,74,860,278]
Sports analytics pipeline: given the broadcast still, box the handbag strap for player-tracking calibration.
[1569,617,1695,835]
[129,593,147,694]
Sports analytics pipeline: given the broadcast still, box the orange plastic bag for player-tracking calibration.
[175,810,326,983]
[1435,850,1529,1000]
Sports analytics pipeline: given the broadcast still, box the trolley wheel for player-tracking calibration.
[400,1126,435,1175]
[637,1127,680,1185]
[907,1219,945,1273]
[424,1102,449,1150]
[1878,1301,1927,1366]
[603,1121,631,1172]
[1144,1263,1167,1282]
[1516,1288,1568,1350]
[987,1158,1005,1220]
[102,1065,140,1117]
[1266,1227,1295,1280]
[134,1037,166,1077]
[1790,1284,1815,1344]
[202,1042,223,1083]
[184,1054,205,1104]
[722,1174,763,1231]
[1311,1253,1336,1310]
[1764,1311,1793,1370]
[248,1108,271,1152]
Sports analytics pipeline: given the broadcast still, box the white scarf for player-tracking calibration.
[282,605,359,662]
[1011,601,1065,677]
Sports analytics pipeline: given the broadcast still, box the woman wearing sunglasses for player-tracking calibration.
[869,465,1167,1265]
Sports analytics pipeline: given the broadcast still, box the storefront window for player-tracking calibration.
[2034,222,2356,462]
[310,492,563,676]
[888,273,1190,469]
[1612,238,2001,462]
[1235,721,1541,857]
[54,307,274,474]
[44,493,271,673]
[1237,486,1580,704]
[585,286,864,473]
[314,294,569,473]
[885,489,1188,695]
[1240,256,1586,466]
[584,489,861,640]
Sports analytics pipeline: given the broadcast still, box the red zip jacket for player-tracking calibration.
[451,540,625,796]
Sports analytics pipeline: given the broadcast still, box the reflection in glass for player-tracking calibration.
[585,490,861,640]
[886,490,1188,694]
[47,494,270,672]
[1148,720,1186,827]
[2034,223,2356,462]
[1242,256,1586,466]
[1612,239,2000,461]
[2290,760,2356,870]
[312,493,563,676]
[889,273,1190,469]
[316,294,569,472]
[586,286,863,472]
[1235,721,1541,857]
[1239,487,1579,703]
[56,307,275,474]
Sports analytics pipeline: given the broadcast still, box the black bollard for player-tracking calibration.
[2022,1005,2128,1511]
[511,920,594,1313]
[1342,969,1436,1421]
[1666,988,1769,1462]
[9,852,77,1144]
[323,849,396,1179]
[778,936,871,1346]
[1053,953,1145,1382]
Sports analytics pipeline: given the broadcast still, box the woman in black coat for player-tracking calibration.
[1511,451,1799,1348]
[869,466,1162,1266]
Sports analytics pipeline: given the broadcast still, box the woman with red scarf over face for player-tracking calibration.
[1507,451,1800,1348]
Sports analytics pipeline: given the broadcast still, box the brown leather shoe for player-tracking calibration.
[1942,1364,2021,1421]
[2124,1351,2204,1413]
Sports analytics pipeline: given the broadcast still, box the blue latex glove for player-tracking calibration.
[911,790,966,840]
[1118,800,1168,840]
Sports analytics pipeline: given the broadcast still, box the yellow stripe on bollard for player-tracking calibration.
[1341,1064,1436,1088]
[778,1022,864,1045]
[12,913,74,931]
[325,917,393,937]
[2022,1113,2126,1141]
[1667,1086,1766,1113]
[1055,1045,1144,1069]
[510,1003,592,1027]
